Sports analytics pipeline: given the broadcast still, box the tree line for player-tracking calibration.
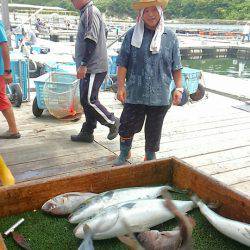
[13,0,250,20]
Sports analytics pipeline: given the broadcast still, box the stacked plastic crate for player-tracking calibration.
[9,52,29,104]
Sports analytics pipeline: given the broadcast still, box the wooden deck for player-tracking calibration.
[0,79,250,199]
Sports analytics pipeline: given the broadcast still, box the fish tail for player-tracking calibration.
[190,194,201,205]
[78,225,94,250]
[191,194,220,210]
[207,201,221,210]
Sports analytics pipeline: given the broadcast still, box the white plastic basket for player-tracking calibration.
[43,72,83,120]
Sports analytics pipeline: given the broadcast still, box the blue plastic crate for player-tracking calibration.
[181,67,201,94]
[44,62,76,74]
[169,67,201,95]
[43,61,111,91]
[31,45,50,54]
[34,72,78,109]
[9,54,29,101]
[107,57,202,95]
[109,55,118,76]
[31,45,42,54]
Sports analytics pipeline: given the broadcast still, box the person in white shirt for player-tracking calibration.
[242,23,250,42]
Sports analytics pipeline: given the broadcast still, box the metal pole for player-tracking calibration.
[4,218,25,236]
[1,0,11,48]
[13,7,44,33]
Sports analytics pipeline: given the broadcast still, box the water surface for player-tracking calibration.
[183,58,250,79]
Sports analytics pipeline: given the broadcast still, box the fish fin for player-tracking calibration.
[160,188,172,199]
[242,228,250,240]
[119,217,147,249]
[129,225,150,233]
[92,206,120,233]
[191,194,220,210]
[120,213,149,233]
[118,235,144,250]
[11,232,31,250]
[120,202,137,209]
[245,228,250,235]
[79,194,97,206]
[242,233,250,240]
[162,185,188,195]
[80,198,92,205]
[207,201,221,210]
[118,236,137,248]
[102,190,114,199]
[190,194,201,205]
[78,224,94,250]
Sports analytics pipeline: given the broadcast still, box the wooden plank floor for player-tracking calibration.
[0,89,249,198]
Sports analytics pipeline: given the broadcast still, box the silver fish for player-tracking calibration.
[193,196,250,247]
[69,185,175,223]
[74,199,196,240]
[42,192,96,215]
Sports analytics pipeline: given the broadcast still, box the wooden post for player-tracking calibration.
[1,0,12,48]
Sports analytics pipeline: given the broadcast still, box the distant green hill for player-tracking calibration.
[12,0,250,20]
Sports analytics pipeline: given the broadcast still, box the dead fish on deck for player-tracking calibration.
[69,185,184,224]
[74,199,196,240]
[42,192,97,215]
[119,197,195,250]
[193,195,250,247]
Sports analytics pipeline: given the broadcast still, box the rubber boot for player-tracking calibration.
[107,117,120,140]
[113,137,133,166]
[0,155,15,186]
[71,131,94,143]
[144,150,156,161]
[71,122,94,143]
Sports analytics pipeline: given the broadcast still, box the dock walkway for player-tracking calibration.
[0,73,249,199]
[178,36,250,59]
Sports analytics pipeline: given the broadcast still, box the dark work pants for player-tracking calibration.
[80,72,115,134]
[119,103,170,152]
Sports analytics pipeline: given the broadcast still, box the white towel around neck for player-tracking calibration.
[131,6,165,54]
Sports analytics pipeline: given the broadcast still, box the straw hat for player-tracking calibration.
[132,0,169,10]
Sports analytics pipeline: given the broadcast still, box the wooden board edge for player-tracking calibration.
[171,157,250,223]
[0,158,174,218]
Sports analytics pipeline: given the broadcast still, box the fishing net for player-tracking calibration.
[43,73,83,120]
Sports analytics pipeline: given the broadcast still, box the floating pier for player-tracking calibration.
[181,45,250,59]
[34,31,250,59]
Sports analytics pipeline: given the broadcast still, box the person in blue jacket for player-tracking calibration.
[114,0,183,165]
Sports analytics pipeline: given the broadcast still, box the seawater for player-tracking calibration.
[182,58,250,79]
[166,23,244,32]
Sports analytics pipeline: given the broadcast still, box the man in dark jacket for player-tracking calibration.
[71,0,119,143]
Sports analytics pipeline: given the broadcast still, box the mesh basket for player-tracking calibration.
[43,73,83,120]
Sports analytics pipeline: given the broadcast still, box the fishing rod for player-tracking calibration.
[12,7,45,34]
[107,31,126,49]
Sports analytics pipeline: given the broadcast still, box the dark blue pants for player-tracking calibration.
[80,72,115,134]
[119,103,170,152]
